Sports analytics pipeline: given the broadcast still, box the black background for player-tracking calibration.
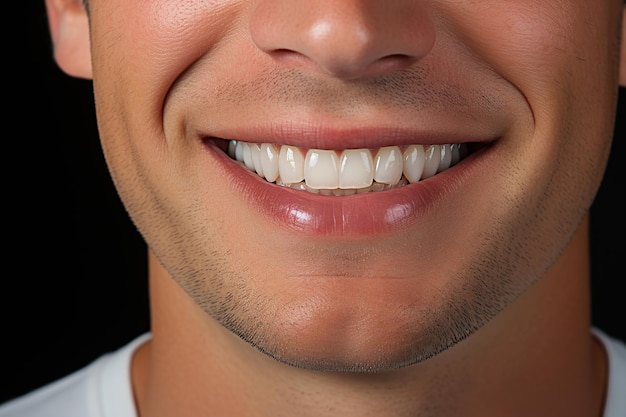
[8,0,624,405]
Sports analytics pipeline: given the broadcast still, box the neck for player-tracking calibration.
[132,216,607,417]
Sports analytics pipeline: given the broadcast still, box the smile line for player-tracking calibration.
[226,140,469,195]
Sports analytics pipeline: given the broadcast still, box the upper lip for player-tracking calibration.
[201,123,496,150]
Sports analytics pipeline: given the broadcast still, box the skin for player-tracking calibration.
[45,0,626,416]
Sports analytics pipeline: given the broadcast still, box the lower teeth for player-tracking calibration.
[275,176,409,195]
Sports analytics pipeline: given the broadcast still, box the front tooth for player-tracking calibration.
[403,145,425,183]
[260,143,279,182]
[339,149,373,189]
[305,149,340,189]
[421,145,440,179]
[374,146,403,185]
[279,145,305,184]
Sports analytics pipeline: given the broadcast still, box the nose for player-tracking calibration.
[249,0,436,80]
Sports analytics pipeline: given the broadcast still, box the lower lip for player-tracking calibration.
[205,141,488,237]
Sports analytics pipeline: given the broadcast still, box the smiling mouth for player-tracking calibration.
[224,140,470,195]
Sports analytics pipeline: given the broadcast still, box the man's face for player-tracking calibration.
[87,0,622,371]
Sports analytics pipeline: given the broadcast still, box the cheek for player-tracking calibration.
[439,1,615,99]
[90,0,243,159]
[91,0,237,82]
[441,0,617,188]
[89,0,244,242]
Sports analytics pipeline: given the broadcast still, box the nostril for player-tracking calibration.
[250,0,436,80]
[317,53,422,81]
[365,54,420,77]
[261,48,325,74]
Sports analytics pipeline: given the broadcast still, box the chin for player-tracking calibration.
[228,296,484,373]
[248,326,461,373]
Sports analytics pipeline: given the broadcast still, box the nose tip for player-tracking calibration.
[250,0,436,80]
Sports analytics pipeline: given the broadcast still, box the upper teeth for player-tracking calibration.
[227,140,467,194]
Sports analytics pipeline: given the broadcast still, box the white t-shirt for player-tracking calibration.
[0,334,150,417]
[1,329,625,417]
